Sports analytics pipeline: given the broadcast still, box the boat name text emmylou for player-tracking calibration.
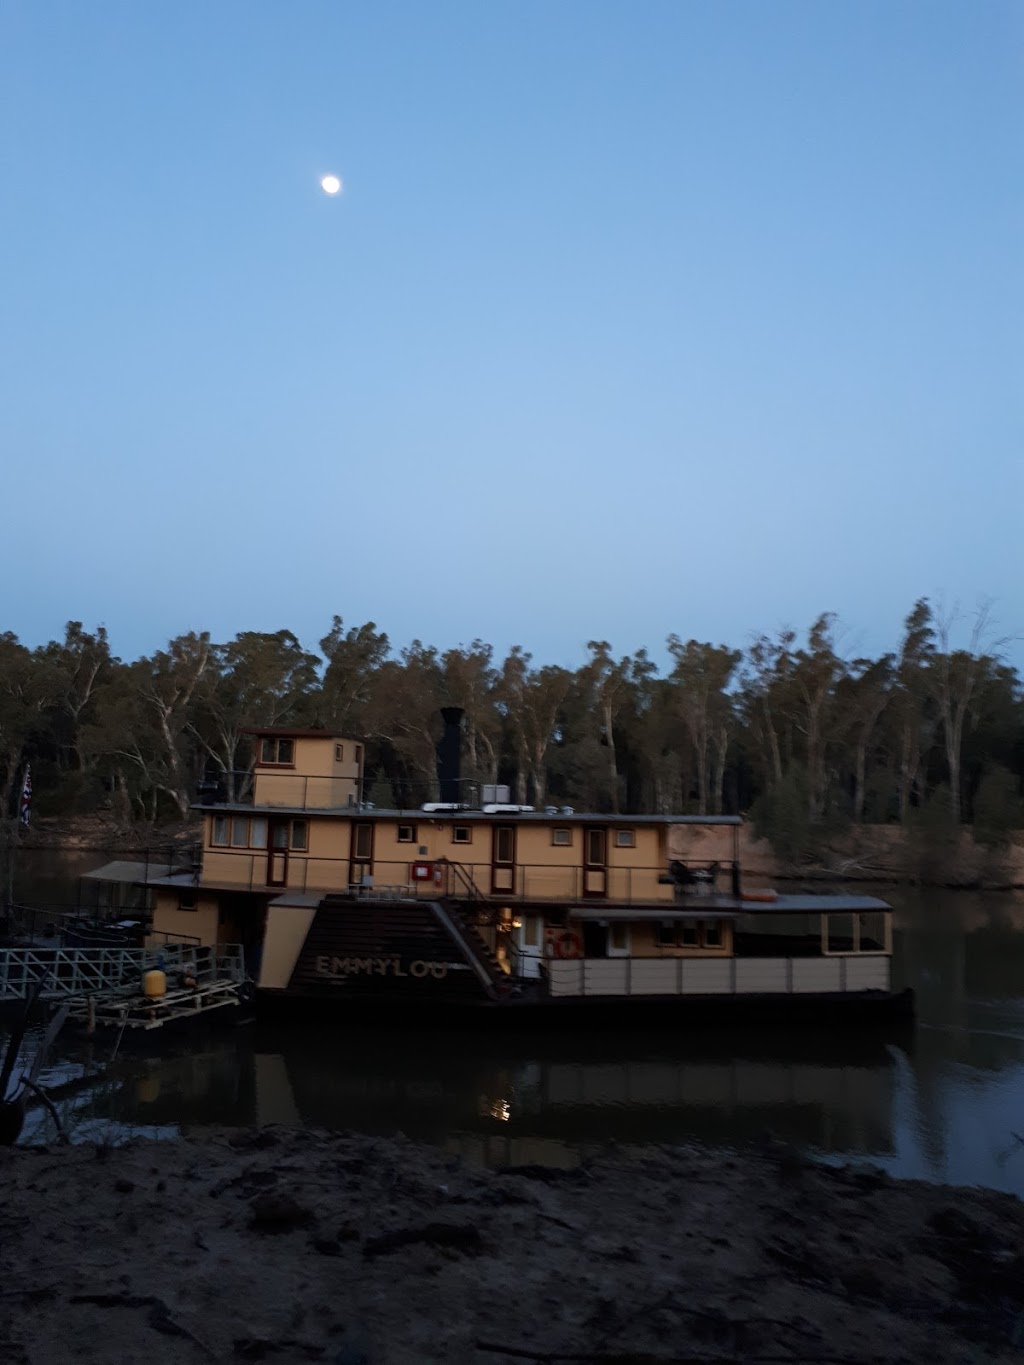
[314,955,453,980]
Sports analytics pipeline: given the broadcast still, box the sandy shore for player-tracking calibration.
[1,1128,1022,1363]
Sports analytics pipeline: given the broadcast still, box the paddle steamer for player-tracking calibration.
[140,712,909,1022]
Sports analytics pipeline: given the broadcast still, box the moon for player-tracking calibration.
[320,174,342,196]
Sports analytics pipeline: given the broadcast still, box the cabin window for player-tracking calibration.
[230,817,249,848]
[452,826,472,845]
[522,916,540,947]
[290,820,308,851]
[827,913,856,953]
[352,823,373,860]
[178,890,197,911]
[249,817,268,849]
[551,828,572,847]
[397,824,417,843]
[704,921,722,948]
[355,744,363,767]
[657,921,676,947]
[211,817,228,847]
[679,921,700,947]
[609,922,629,952]
[494,827,514,863]
[335,743,345,762]
[615,829,636,848]
[259,737,295,766]
[585,829,607,866]
[858,911,887,952]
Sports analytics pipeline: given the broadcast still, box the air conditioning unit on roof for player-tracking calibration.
[481,784,511,804]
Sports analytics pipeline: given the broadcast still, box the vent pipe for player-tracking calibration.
[437,707,464,804]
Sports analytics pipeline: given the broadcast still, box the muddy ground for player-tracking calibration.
[1,1129,1022,1363]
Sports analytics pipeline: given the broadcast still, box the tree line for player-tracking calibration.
[1,602,1022,854]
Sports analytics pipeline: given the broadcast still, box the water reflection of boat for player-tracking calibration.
[57,1025,898,1167]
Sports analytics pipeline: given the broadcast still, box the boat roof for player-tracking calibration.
[193,804,743,826]
[571,894,891,918]
[82,859,196,888]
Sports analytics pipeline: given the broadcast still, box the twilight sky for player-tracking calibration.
[1,1,1021,668]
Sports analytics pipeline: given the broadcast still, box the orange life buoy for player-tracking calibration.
[554,931,584,959]
[741,889,779,903]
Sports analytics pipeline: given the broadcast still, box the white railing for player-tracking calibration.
[0,943,247,1001]
[547,955,891,998]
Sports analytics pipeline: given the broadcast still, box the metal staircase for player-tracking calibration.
[436,859,514,998]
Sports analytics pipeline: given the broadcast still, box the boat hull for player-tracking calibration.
[256,985,915,1031]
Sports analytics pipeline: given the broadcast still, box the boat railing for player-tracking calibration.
[197,853,743,907]
[0,942,248,1001]
[197,772,483,811]
[546,954,892,999]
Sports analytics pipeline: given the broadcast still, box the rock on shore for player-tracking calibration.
[1,1128,1022,1363]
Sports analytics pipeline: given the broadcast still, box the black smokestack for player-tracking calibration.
[437,707,464,803]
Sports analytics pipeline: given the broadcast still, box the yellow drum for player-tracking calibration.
[143,969,167,999]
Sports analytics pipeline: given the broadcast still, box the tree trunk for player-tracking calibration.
[602,701,619,813]
[711,727,729,815]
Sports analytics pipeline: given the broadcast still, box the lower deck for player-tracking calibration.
[145,882,899,1014]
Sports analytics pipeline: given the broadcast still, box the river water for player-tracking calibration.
[7,855,1024,1196]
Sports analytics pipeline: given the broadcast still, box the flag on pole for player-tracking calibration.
[19,765,31,828]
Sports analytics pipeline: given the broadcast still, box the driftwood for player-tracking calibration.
[0,977,70,1145]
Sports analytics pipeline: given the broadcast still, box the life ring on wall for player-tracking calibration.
[553,931,584,960]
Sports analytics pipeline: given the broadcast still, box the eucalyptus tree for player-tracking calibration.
[932,603,1005,824]
[367,641,446,801]
[0,633,61,818]
[440,641,501,790]
[667,638,742,815]
[191,630,321,801]
[39,622,113,774]
[740,629,796,792]
[891,598,936,822]
[85,633,212,821]
[790,614,846,821]
[579,641,634,812]
[838,654,894,822]
[497,647,573,807]
[318,616,390,732]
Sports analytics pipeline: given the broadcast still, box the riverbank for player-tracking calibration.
[1,1129,1022,1363]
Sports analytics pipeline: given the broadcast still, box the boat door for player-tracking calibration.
[516,914,544,978]
[583,826,607,898]
[491,824,516,895]
[267,820,289,887]
[351,821,374,887]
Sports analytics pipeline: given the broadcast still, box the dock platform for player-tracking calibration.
[67,975,248,1032]
[0,943,250,1031]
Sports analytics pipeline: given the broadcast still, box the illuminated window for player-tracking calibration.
[249,817,268,849]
